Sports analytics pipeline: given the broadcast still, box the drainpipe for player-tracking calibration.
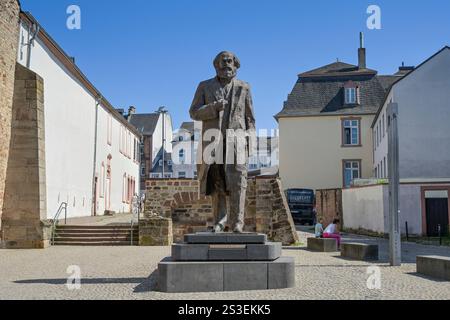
[25,22,40,68]
[91,96,102,216]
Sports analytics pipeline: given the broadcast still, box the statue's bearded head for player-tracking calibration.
[213,51,240,81]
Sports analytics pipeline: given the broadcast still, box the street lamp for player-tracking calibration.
[156,106,168,178]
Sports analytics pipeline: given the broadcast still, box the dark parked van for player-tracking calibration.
[286,189,315,225]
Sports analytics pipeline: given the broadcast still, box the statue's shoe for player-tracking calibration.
[213,223,225,233]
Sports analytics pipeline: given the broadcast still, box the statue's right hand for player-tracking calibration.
[210,99,227,112]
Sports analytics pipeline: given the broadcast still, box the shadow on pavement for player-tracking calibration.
[14,271,160,293]
[406,272,448,283]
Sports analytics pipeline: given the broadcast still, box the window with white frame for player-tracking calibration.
[342,119,360,146]
[159,160,163,167]
[179,149,185,164]
[150,173,161,179]
[345,87,357,104]
[107,114,112,145]
[122,173,127,202]
[178,171,186,178]
[100,163,105,198]
[163,173,172,178]
[343,160,360,187]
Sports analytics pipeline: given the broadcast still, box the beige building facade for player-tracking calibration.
[276,38,402,192]
[279,115,375,190]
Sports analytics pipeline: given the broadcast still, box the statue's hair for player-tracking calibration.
[213,51,240,70]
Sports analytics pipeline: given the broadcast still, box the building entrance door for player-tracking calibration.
[425,193,449,237]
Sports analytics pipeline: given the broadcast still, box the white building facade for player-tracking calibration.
[171,122,199,179]
[345,47,450,237]
[372,47,450,181]
[18,13,140,219]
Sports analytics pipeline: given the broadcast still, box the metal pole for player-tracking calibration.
[162,110,165,178]
[387,103,401,266]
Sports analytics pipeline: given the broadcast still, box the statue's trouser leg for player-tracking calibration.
[211,189,227,229]
[210,164,228,231]
[226,165,247,232]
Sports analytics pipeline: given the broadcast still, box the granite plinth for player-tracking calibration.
[184,232,267,244]
[172,242,282,261]
[158,256,295,293]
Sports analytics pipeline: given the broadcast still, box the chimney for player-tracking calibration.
[358,32,366,69]
[128,106,136,115]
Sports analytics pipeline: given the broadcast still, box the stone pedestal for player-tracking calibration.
[157,232,295,292]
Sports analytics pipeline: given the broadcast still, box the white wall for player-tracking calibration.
[343,185,387,233]
[343,184,423,235]
[374,48,450,180]
[18,22,139,218]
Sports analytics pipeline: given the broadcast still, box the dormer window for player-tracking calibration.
[345,88,356,104]
[344,81,359,105]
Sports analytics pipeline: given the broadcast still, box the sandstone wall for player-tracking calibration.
[1,63,49,249]
[0,0,20,234]
[316,188,343,228]
[143,177,299,245]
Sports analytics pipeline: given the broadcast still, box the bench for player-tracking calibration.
[307,237,337,252]
[341,243,379,261]
[417,255,450,281]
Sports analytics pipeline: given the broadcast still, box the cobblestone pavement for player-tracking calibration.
[1,230,449,300]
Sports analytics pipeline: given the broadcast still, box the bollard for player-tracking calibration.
[438,224,442,246]
[405,221,409,242]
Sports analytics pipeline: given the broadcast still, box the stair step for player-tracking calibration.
[54,232,138,237]
[54,241,138,246]
[54,236,137,241]
[56,225,137,229]
[55,230,137,234]
[55,234,139,240]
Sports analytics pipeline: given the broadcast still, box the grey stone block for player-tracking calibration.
[209,248,248,260]
[268,256,295,289]
[172,244,209,261]
[158,257,224,293]
[223,262,268,291]
[307,237,338,252]
[226,233,267,244]
[172,242,282,261]
[417,255,450,281]
[341,243,379,261]
[184,232,228,244]
[184,232,266,244]
[247,242,282,261]
[157,257,296,292]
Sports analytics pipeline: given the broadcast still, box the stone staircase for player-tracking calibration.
[53,225,139,246]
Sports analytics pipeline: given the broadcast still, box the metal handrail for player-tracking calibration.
[51,202,68,245]
[130,196,141,246]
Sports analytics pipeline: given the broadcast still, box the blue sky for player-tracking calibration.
[21,0,450,131]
